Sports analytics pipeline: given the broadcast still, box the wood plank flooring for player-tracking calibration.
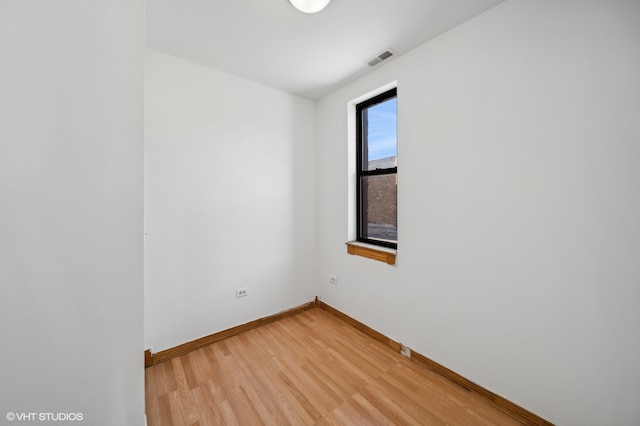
[145,307,523,425]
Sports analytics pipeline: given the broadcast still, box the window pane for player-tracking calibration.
[364,97,397,171]
[360,174,397,243]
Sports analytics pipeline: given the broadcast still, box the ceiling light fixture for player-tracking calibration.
[288,0,331,14]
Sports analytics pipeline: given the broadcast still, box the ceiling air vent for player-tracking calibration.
[366,49,395,67]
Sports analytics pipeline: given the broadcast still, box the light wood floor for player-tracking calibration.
[145,307,523,425]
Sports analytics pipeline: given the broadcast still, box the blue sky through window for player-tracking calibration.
[367,97,397,161]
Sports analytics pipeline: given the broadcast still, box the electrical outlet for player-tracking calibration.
[235,287,248,298]
[400,344,411,358]
[329,275,337,285]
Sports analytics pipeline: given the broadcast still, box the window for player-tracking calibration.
[356,88,397,249]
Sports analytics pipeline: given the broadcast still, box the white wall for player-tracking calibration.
[316,0,640,424]
[144,50,317,352]
[0,1,144,425]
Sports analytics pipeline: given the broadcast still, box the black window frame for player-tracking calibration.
[355,88,397,250]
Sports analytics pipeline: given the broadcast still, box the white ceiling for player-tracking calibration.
[146,0,506,100]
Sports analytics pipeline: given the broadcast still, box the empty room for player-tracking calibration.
[1,0,639,425]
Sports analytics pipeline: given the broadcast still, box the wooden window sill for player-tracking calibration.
[346,242,396,265]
